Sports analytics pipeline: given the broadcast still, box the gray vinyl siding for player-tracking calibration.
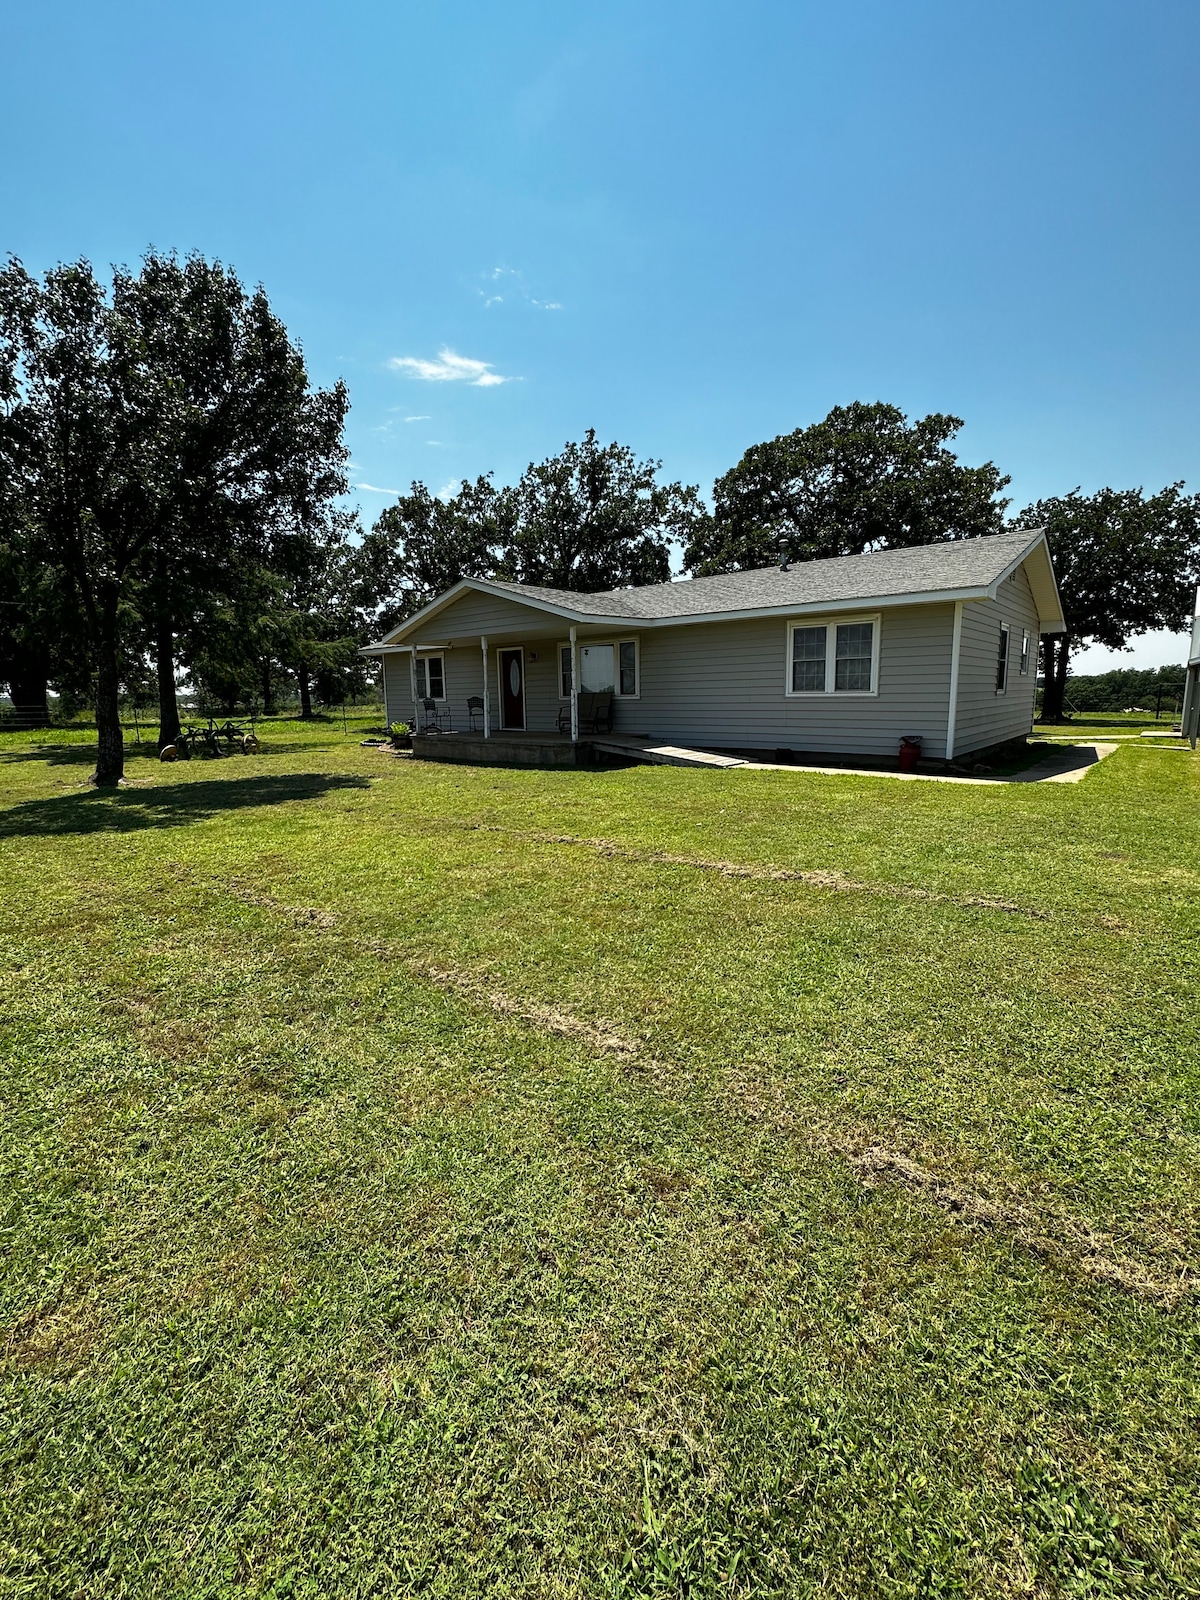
[406,590,561,644]
[383,584,1043,757]
[384,642,563,732]
[952,568,1040,755]
[609,603,957,756]
[381,652,406,728]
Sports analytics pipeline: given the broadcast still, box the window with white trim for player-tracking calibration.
[559,638,639,698]
[786,615,880,695]
[996,625,1010,693]
[414,652,445,701]
[1019,629,1031,675]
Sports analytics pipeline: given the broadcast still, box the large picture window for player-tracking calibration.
[559,638,639,698]
[786,616,879,696]
[414,653,445,701]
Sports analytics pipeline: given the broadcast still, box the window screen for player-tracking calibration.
[834,623,874,691]
[996,627,1009,692]
[791,626,827,692]
[560,646,573,698]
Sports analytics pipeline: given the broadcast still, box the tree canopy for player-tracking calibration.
[499,429,703,591]
[0,252,349,780]
[360,431,704,629]
[683,402,1010,575]
[1012,485,1200,720]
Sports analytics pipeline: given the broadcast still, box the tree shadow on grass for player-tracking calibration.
[1,740,331,767]
[0,772,371,838]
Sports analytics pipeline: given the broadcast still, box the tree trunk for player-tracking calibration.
[1039,635,1069,722]
[298,669,313,719]
[1054,635,1070,719]
[156,622,181,751]
[93,631,125,786]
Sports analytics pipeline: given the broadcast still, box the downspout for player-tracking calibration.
[481,636,490,739]
[569,627,579,742]
[945,601,964,761]
[407,647,418,729]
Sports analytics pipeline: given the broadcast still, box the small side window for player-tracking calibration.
[618,640,638,696]
[416,653,445,701]
[996,626,1010,693]
[559,645,573,699]
[1020,630,1031,675]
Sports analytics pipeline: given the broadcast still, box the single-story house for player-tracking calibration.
[363,527,1065,763]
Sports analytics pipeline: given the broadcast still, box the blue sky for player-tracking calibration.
[4,0,1199,667]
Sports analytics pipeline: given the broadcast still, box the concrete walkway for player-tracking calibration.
[644,741,1121,785]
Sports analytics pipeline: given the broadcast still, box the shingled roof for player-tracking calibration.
[487,528,1048,620]
[371,527,1064,647]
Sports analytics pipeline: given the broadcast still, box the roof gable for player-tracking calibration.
[366,529,1064,649]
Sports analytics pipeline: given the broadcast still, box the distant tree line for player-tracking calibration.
[4,254,1200,782]
[1052,664,1186,715]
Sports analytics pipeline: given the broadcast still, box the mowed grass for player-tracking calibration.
[2,718,1199,1598]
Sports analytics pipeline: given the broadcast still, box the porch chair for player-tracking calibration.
[466,695,484,733]
[557,690,614,735]
[419,697,452,733]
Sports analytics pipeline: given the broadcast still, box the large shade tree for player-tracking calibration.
[0,253,348,781]
[684,402,1010,574]
[500,429,703,591]
[355,475,515,632]
[359,432,705,631]
[1012,485,1200,721]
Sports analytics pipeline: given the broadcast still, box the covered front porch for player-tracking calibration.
[371,614,646,749]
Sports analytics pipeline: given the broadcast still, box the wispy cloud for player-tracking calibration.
[389,348,511,387]
[404,414,431,422]
[353,481,401,495]
[478,266,563,312]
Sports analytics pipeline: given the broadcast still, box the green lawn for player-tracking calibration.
[2,718,1199,1597]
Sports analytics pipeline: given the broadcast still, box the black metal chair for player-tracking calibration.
[419,697,452,733]
[466,696,484,733]
[557,690,614,735]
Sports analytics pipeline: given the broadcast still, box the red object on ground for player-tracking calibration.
[898,736,922,772]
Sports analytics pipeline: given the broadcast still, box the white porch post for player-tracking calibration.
[569,626,579,742]
[407,647,418,729]
[480,635,490,738]
[945,600,964,761]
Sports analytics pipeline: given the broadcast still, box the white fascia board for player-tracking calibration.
[371,577,631,648]
[637,585,994,630]
[374,579,479,645]
[986,529,1067,633]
